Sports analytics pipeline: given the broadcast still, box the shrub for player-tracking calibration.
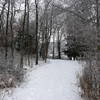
[80,61,100,100]
[0,49,24,89]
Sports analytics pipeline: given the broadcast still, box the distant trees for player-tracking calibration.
[68,0,100,99]
[64,35,89,60]
[0,0,96,62]
[38,0,54,61]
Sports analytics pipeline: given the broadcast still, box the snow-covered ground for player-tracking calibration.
[4,60,82,100]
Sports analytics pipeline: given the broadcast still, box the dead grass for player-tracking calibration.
[80,61,100,100]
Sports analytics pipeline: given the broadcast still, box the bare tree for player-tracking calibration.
[5,0,10,59]
[10,0,15,58]
[35,0,39,65]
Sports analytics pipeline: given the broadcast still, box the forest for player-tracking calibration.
[0,0,100,100]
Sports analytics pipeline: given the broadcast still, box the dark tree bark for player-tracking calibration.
[26,0,30,65]
[20,0,27,68]
[5,0,10,59]
[35,0,39,65]
[10,0,15,58]
[57,29,61,59]
[0,1,7,47]
[52,34,55,59]
[96,0,100,60]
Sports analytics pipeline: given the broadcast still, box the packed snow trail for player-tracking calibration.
[4,60,82,100]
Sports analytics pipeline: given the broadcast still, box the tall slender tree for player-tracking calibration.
[35,0,39,65]
[5,0,10,59]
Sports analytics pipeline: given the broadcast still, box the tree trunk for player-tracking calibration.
[20,0,27,68]
[52,34,55,59]
[26,0,30,65]
[10,0,14,58]
[96,0,100,61]
[5,0,10,59]
[57,30,61,59]
[35,0,39,65]
[58,41,61,59]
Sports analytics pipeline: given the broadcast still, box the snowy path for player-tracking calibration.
[4,60,82,100]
